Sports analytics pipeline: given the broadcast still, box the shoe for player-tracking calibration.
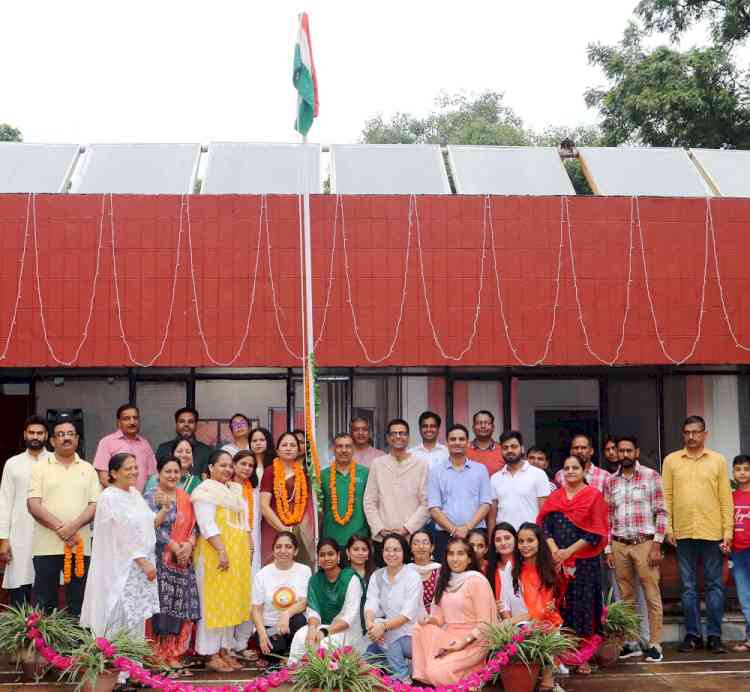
[643,646,663,662]
[619,643,643,659]
[707,636,727,654]
[677,635,704,652]
[556,663,570,676]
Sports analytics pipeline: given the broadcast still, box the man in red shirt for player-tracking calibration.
[731,454,750,652]
[466,410,504,477]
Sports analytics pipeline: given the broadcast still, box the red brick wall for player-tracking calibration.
[0,193,748,367]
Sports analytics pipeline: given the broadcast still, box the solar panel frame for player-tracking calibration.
[689,148,750,197]
[330,144,451,194]
[0,143,80,193]
[447,145,575,195]
[201,142,321,194]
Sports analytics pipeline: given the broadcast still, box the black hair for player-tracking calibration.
[108,452,135,483]
[350,416,370,428]
[174,406,199,422]
[561,455,588,483]
[273,530,299,551]
[157,455,182,474]
[276,431,301,452]
[344,533,376,582]
[683,415,706,431]
[434,536,481,606]
[409,529,434,550]
[487,522,517,597]
[249,427,276,471]
[116,403,139,420]
[332,432,354,445]
[386,418,410,435]
[233,449,259,488]
[418,410,442,429]
[733,454,750,467]
[511,522,559,598]
[381,532,411,562]
[206,448,233,474]
[616,435,639,449]
[570,433,592,447]
[472,409,495,424]
[317,537,342,569]
[229,412,252,429]
[24,414,48,430]
[526,446,547,459]
[292,428,306,440]
[602,434,616,450]
[446,423,470,439]
[468,528,488,547]
[169,437,195,456]
[499,430,523,446]
[52,416,77,435]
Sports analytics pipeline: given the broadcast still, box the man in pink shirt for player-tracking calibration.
[92,404,157,492]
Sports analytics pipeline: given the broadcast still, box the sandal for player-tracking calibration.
[731,641,750,652]
[575,663,593,675]
[205,656,233,673]
[236,648,260,662]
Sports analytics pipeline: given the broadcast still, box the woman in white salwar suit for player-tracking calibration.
[80,453,160,638]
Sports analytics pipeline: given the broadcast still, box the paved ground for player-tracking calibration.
[3,645,750,691]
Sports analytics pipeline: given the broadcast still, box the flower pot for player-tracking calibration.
[81,670,118,692]
[19,646,46,682]
[499,662,540,692]
[597,636,624,668]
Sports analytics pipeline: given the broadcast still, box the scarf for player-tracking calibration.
[191,479,247,522]
[412,561,441,577]
[445,569,484,593]
[494,560,512,601]
[536,485,609,561]
[163,488,195,571]
[519,562,563,626]
[307,567,357,626]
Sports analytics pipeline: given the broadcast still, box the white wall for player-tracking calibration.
[703,375,741,468]
[402,376,428,443]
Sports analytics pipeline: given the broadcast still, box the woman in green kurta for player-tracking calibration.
[144,439,201,495]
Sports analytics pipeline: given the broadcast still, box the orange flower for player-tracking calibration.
[63,538,85,584]
[242,480,255,530]
[329,460,357,526]
[273,458,307,526]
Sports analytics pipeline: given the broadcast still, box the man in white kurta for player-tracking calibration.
[0,415,50,606]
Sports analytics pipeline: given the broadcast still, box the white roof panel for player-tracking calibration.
[71,143,200,194]
[448,145,574,195]
[0,143,79,193]
[330,144,451,194]
[202,142,320,194]
[690,148,750,197]
[578,146,710,197]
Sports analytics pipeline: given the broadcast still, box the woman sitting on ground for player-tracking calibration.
[486,522,524,619]
[251,531,311,663]
[411,536,497,687]
[289,538,366,661]
[409,530,441,613]
[345,534,376,585]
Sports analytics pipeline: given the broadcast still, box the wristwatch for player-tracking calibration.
[319,626,329,637]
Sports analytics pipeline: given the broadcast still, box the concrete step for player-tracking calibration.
[662,613,747,643]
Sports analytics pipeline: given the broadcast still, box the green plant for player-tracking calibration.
[485,621,578,669]
[602,590,642,641]
[290,644,385,692]
[0,604,82,663]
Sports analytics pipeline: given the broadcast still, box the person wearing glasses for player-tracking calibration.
[27,417,101,617]
[364,419,429,566]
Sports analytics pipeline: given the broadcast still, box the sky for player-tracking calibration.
[1,0,741,146]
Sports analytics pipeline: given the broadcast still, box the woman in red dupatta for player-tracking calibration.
[537,455,609,674]
[144,457,200,672]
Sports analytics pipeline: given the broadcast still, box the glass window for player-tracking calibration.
[607,377,660,470]
[136,381,186,450]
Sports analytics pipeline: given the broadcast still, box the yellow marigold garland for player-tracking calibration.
[242,479,255,530]
[63,539,84,584]
[273,458,307,526]
[329,460,357,526]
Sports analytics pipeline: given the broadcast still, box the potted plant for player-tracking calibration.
[485,621,577,692]
[290,644,385,692]
[598,591,641,667]
[0,604,82,681]
[64,630,153,692]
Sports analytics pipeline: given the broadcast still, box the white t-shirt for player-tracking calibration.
[408,443,449,470]
[253,562,312,630]
[491,461,551,530]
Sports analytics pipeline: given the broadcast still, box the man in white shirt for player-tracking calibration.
[0,415,50,606]
[408,411,449,470]
[488,430,550,534]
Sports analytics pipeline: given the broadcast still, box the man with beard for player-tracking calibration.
[28,417,101,617]
[156,407,213,478]
[0,415,50,606]
[487,430,549,534]
[554,433,610,493]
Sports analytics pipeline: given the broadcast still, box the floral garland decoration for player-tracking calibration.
[304,352,323,512]
[62,539,85,584]
[241,480,254,530]
[25,612,535,692]
[329,459,357,525]
[272,457,308,525]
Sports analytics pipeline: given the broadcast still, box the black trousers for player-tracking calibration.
[433,530,451,564]
[33,554,90,619]
[252,613,306,661]
[8,584,33,608]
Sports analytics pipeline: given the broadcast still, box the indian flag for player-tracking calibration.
[293,12,319,137]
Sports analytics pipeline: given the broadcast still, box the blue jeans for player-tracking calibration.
[676,539,725,639]
[366,636,412,681]
[731,549,750,640]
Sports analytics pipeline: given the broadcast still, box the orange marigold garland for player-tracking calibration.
[63,538,84,584]
[330,460,357,526]
[242,480,255,529]
[273,458,307,525]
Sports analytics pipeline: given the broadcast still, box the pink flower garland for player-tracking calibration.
[24,613,530,692]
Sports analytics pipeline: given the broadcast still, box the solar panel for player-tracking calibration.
[70,143,201,194]
[578,147,710,197]
[201,142,320,194]
[447,145,574,195]
[330,144,451,194]
[0,143,79,193]
[690,148,750,197]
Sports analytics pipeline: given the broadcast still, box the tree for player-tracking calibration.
[585,23,750,148]
[0,123,22,141]
[636,0,750,45]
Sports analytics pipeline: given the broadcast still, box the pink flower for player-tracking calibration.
[342,645,353,654]
[329,661,340,671]
[506,643,518,657]
[27,626,41,639]
[511,634,524,642]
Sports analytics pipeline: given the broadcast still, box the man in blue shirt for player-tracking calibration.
[428,423,492,562]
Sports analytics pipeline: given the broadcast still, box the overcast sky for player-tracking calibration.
[2,0,740,145]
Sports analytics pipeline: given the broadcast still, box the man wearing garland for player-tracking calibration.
[320,433,369,547]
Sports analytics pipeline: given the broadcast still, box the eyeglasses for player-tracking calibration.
[54,431,77,439]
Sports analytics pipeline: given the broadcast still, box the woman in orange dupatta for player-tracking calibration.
[144,457,200,673]
[537,455,609,675]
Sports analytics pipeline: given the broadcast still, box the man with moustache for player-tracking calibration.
[156,407,213,478]
[467,410,504,477]
[28,417,101,617]
[0,415,51,606]
[554,433,611,493]
[348,417,384,469]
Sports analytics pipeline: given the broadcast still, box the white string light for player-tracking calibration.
[0,193,32,361]
[32,193,106,366]
[565,196,634,366]
[635,196,708,365]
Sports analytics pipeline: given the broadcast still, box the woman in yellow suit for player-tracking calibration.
[192,450,253,673]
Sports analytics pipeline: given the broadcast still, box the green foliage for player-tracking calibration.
[485,621,578,669]
[636,0,750,45]
[0,604,82,660]
[602,591,642,640]
[291,645,385,692]
[0,123,22,141]
[585,22,750,148]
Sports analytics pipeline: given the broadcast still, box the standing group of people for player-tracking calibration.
[0,404,748,689]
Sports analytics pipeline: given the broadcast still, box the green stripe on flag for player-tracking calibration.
[293,45,315,136]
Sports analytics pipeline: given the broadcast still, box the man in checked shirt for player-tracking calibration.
[604,435,667,662]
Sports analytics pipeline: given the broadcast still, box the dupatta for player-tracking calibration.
[307,567,357,626]
[163,488,195,570]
